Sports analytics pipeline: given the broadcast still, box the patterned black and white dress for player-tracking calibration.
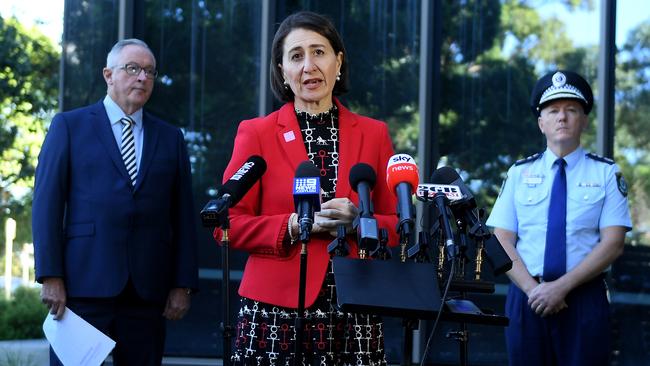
[231,105,388,366]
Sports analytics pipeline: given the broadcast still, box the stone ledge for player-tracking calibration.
[0,339,49,366]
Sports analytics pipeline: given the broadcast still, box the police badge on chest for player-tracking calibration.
[522,172,544,187]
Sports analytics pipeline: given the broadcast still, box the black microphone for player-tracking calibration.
[432,191,458,258]
[350,163,376,217]
[349,163,379,258]
[430,166,489,237]
[293,161,321,242]
[431,166,512,275]
[200,155,267,227]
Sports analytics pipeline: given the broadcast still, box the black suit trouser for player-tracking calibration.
[49,279,166,366]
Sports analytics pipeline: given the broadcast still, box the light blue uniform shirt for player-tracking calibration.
[103,95,144,171]
[487,146,632,277]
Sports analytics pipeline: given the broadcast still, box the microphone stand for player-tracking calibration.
[444,213,501,366]
[455,219,470,278]
[294,221,312,366]
[214,208,234,366]
[201,200,234,366]
[327,225,350,257]
[449,218,470,366]
[397,216,414,263]
[468,212,490,281]
[397,229,433,366]
[408,231,433,264]
[370,228,392,260]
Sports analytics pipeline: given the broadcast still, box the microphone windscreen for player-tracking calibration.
[221,155,267,206]
[295,160,320,178]
[293,160,322,212]
[431,166,460,185]
[349,163,377,192]
[386,154,419,193]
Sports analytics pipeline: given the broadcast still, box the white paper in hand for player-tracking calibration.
[43,307,116,366]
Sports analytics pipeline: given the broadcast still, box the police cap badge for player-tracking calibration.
[530,70,594,117]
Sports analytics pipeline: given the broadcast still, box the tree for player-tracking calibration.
[616,20,650,243]
[0,16,59,245]
[433,0,601,211]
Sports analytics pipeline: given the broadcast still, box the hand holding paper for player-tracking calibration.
[43,307,115,366]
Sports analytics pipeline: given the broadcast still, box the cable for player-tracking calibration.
[419,259,456,366]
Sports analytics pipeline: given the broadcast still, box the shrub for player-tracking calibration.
[0,287,47,340]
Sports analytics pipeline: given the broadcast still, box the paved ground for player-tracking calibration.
[0,339,49,366]
[0,339,228,366]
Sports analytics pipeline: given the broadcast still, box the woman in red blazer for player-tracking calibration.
[216,11,398,366]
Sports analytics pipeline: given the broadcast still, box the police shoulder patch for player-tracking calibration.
[515,152,543,166]
[498,176,507,198]
[586,153,615,165]
[616,172,628,197]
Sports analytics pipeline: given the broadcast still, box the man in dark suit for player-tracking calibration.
[33,38,198,366]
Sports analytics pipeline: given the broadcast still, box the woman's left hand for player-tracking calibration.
[314,198,358,236]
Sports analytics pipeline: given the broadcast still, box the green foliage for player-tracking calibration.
[0,287,46,340]
[501,0,542,44]
[435,0,608,212]
[615,20,650,242]
[443,0,502,65]
[618,20,650,150]
[0,15,59,244]
[437,1,536,205]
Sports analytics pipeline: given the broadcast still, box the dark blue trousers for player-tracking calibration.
[50,280,166,366]
[505,276,610,366]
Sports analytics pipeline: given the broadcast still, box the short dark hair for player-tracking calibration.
[269,11,349,102]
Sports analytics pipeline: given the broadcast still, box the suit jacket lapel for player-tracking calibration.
[276,103,308,173]
[93,102,132,182]
[134,112,160,191]
[335,99,361,199]
[275,100,361,198]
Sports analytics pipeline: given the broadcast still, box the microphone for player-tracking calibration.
[416,183,463,202]
[432,191,458,258]
[431,166,512,275]
[293,161,321,243]
[386,154,419,237]
[349,163,379,258]
[200,155,267,227]
[430,166,487,238]
[350,163,376,218]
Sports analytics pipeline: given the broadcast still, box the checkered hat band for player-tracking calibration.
[539,84,586,105]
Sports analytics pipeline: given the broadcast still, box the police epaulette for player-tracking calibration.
[515,152,543,166]
[586,153,614,165]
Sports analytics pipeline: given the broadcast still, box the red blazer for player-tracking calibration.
[215,99,398,308]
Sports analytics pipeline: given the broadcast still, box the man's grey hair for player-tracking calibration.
[106,38,156,68]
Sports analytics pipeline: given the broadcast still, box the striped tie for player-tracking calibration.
[120,116,138,186]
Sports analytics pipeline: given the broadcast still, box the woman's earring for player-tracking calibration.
[283,79,289,89]
[336,71,341,81]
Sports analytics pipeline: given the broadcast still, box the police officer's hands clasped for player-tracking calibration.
[527,280,569,317]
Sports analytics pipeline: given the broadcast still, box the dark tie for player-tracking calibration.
[543,158,567,281]
[120,117,138,186]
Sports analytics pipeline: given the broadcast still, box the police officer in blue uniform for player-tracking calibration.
[487,70,632,366]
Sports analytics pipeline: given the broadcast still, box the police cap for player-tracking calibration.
[530,70,593,117]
